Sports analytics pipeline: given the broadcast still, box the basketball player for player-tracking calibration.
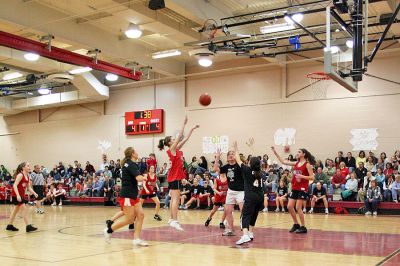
[104,147,148,246]
[271,146,315,233]
[140,165,162,221]
[158,116,199,231]
[6,162,38,232]
[213,149,245,237]
[233,141,264,245]
[205,168,228,228]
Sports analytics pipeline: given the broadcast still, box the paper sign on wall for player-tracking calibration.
[98,140,112,154]
[350,128,378,151]
[202,136,229,154]
[274,128,296,146]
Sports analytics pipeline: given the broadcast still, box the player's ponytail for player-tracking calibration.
[300,148,316,166]
[158,136,172,151]
[250,156,263,182]
[121,147,135,167]
[14,162,26,179]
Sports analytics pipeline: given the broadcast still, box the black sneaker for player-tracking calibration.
[207,206,212,210]
[6,224,19,231]
[195,206,200,210]
[154,214,162,221]
[295,226,308,234]
[128,223,134,230]
[289,224,300,233]
[106,220,113,228]
[205,217,212,227]
[26,224,38,233]
[219,222,225,229]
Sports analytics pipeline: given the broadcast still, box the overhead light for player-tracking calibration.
[260,23,294,34]
[335,28,340,32]
[198,56,213,67]
[24,53,40,61]
[3,72,23,80]
[38,84,50,95]
[284,13,303,24]
[105,73,118,81]
[152,49,181,59]
[346,40,354,48]
[125,23,142,39]
[68,67,92,75]
[324,46,340,54]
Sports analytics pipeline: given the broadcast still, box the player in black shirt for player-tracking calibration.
[104,147,148,247]
[233,140,264,245]
[199,181,214,209]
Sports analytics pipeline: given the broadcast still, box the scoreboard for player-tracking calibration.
[125,109,164,135]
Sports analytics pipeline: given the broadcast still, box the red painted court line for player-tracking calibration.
[112,224,400,257]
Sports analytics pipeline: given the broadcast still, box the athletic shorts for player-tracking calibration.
[33,185,44,200]
[225,189,244,205]
[118,197,140,210]
[140,194,156,199]
[12,197,27,206]
[168,180,182,190]
[289,190,309,201]
[213,201,224,207]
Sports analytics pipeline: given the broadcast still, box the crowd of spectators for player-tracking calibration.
[1,149,400,215]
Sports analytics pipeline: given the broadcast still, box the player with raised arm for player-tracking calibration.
[271,146,315,233]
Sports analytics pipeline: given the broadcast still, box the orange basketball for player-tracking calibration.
[199,93,212,106]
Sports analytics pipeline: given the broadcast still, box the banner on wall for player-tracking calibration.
[202,135,229,154]
[98,140,112,154]
[350,128,378,151]
[274,128,296,146]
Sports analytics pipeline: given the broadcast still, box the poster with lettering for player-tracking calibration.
[274,128,296,146]
[202,136,229,154]
[350,128,378,150]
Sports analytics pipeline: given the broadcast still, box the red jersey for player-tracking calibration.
[147,158,157,170]
[12,173,29,197]
[292,161,310,192]
[141,173,157,195]
[340,167,350,178]
[167,149,185,182]
[214,178,228,203]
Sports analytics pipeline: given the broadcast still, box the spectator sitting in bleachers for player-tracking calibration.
[356,150,367,166]
[199,180,213,209]
[365,156,376,173]
[338,162,350,180]
[344,152,356,172]
[330,169,346,195]
[384,163,394,178]
[324,159,336,180]
[375,168,385,191]
[310,167,329,194]
[204,171,214,189]
[53,183,67,206]
[391,175,400,203]
[264,169,278,193]
[383,174,394,201]
[376,158,385,171]
[309,182,329,214]
[84,178,93,197]
[103,166,112,180]
[274,180,288,213]
[92,176,104,197]
[187,174,194,185]
[50,165,61,182]
[355,162,368,186]
[183,179,202,209]
[0,165,11,181]
[365,179,381,216]
[45,183,56,204]
[358,171,374,202]
[103,174,115,203]
[85,161,95,175]
[342,172,358,201]
[179,179,191,208]
[70,181,83,197]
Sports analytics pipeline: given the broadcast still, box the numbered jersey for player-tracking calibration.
[140,173,157,195]
[240,164,263,198]
[166,149,185,182]
[292,161,311,192]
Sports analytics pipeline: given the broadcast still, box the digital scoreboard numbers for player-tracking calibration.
[125,109,164,135]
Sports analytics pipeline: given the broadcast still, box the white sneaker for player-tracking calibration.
[103,228,111,243]
[394,200,398,203]
[218,206,224,211]
[58,202,62,206]
[236,234,251,245]
[51,202,56,206]
[133,239,149,247]
[275,208,280,213]
[248,231,254,240]
[373,211,377,216]
[325,209,329,214]
[262,208,268,213]
[222,229,235,236]
[281,208,285,213]
[308,209,313,214]
[302,208,306,213]
[169,220,184,231]
[365,211,372,215]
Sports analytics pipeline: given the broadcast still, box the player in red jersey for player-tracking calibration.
[271,147,315,234]
[158,116,199,231]
[6,162,39,232]
[205,173,228,228]
[140,165,162,221]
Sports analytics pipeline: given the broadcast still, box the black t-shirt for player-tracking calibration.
[313,186,327,198]
[355,167,367,180]
[277,186,288,197]
[220,163,244,191]
[180,184,191,195]
[120,159,140,199]
[201,185,214,196]
[190,184,202,196]
[241,164,263,198]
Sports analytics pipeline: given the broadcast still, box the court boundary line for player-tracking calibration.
[375,248,400,266]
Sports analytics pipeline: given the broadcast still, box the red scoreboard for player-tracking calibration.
[125,109,164,135]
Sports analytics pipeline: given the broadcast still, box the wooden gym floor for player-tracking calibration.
[0,205,399,266]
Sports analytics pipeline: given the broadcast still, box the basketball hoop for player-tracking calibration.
[306,72,331,99]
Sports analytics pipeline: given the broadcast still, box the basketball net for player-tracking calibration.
[306,72,331,100]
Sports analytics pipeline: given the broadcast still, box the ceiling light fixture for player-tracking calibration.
[284,13,304,24]
[198,56,213,67]
[68,67,92,75]
[125,23,142,39]
[346,40,354,48]
[3,72,23,80]
[152,49,181,59]
[260,23,295,34]
[324,46,340,54]
[105,73,119,81]
[24,53,40,61]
